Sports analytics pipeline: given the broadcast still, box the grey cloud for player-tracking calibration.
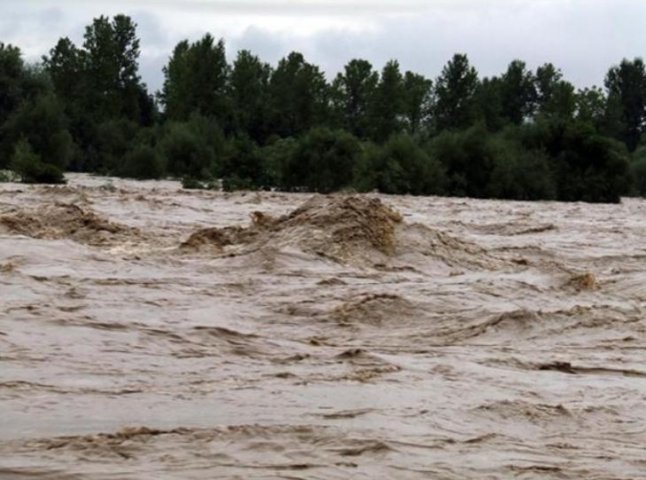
[232,0,646,87]
[139,53,168,92]
[229,26,289,66]
[16,0,431,16]
[2,0,646,92]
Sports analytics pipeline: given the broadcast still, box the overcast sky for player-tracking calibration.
[2,0,645,92]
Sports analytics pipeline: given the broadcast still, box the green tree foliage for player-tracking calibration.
[0,170,18,182]
[535,63,576,120]
[474,77,505,131]
[158,121,217,179]
[43,37,95,165]
[432,54,479,131]
[576,86,606,129]
[43,38,83,104]
[486,134,556,200]
[402,71,432,133]
[160,40,190,118]
[500,60,537,124]
[515,120,630,202]
[535,63,561,113]
[261,137,298,187]
[1,92,73,171]
[81,15,148,123]
[119,144,164,179]
[355,134,444,195]
[43,15,153,169]
[368,60,405,141]
[0,42,77,176]
[0,46,55,169]
[5,18,644,202]
[11,138,65,184]
[330,59,378,138]
[630,147,646,196]
[220,135,266,190]
[428,125,497,198]
[229,50,271,142]
[91,118,138,173]
[162,35,230,124]
[0,43,26,128]
[604,58,646,151]
[268,52,329,138]
[280,127,361,192]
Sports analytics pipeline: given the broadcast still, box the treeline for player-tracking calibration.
[1,14,646,202]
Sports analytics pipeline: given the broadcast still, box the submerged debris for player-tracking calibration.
[564,272,598,291]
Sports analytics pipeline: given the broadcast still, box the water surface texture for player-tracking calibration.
[1,175,645,479]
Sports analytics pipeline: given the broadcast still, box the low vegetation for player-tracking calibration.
[1,15,646,202]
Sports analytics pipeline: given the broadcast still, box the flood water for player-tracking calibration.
[1,174,645,479]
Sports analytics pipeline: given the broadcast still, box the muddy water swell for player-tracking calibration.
[1,175,646,479]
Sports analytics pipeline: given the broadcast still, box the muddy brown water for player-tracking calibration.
[1,174,645,479]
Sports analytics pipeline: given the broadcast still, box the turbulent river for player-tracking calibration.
[1,174,645,479]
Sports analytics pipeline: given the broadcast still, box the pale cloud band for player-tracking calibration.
[2,0,644,92]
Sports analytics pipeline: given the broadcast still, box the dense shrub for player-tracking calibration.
[1,93,73,171]
[220,135,267,189]
[93,118,138,174]
[2,25,641,202]
[512,120,630,203]
[0,170,19,182]
[11,138,65,184]
[630,147,646,196]
[158,122,216,178]
[260,136,298,187]
[486,143,556,200]
[119,144,165,179]
[428,125,496,198]
[280,127,361,193]
[355,134,445,195]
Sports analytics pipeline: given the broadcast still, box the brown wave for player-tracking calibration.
[0,203,140,246]
[180,194,509,271]
[331,293,418,326]
[181,195,403,263]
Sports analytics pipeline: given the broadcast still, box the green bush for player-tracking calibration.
[221,175,258,191]
[355,134,445,195]
[119,144,165,179]
[510,120,630,203]
[281,127,361,193]
[220,135,267,189]
[181,176,202,189]
[0,93,74,171]
[93,118,138,174]
[630,148,646,196]
[0,170,19,182]
[158,122,216,178]
[260,137,298,187]
[428,125,495,198]
[486,143,556,200]
[11,138,65,184]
